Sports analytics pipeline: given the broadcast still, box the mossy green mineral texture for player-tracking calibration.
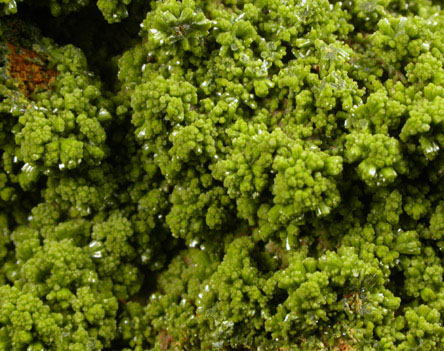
[2,0,444,350]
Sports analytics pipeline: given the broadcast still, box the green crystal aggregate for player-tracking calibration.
[2,0,444,350]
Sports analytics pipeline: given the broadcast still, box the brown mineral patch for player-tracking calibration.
[333,338,356,351]
[6,41,57,97]
[159,329,173,350]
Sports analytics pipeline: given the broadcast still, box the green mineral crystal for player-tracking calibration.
[2,0,444,350]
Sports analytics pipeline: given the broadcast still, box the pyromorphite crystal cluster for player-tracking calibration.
[2,0,444,350]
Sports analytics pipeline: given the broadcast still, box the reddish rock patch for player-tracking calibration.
[6,41,57,97]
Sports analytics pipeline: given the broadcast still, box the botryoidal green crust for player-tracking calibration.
[3,0,444,350]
